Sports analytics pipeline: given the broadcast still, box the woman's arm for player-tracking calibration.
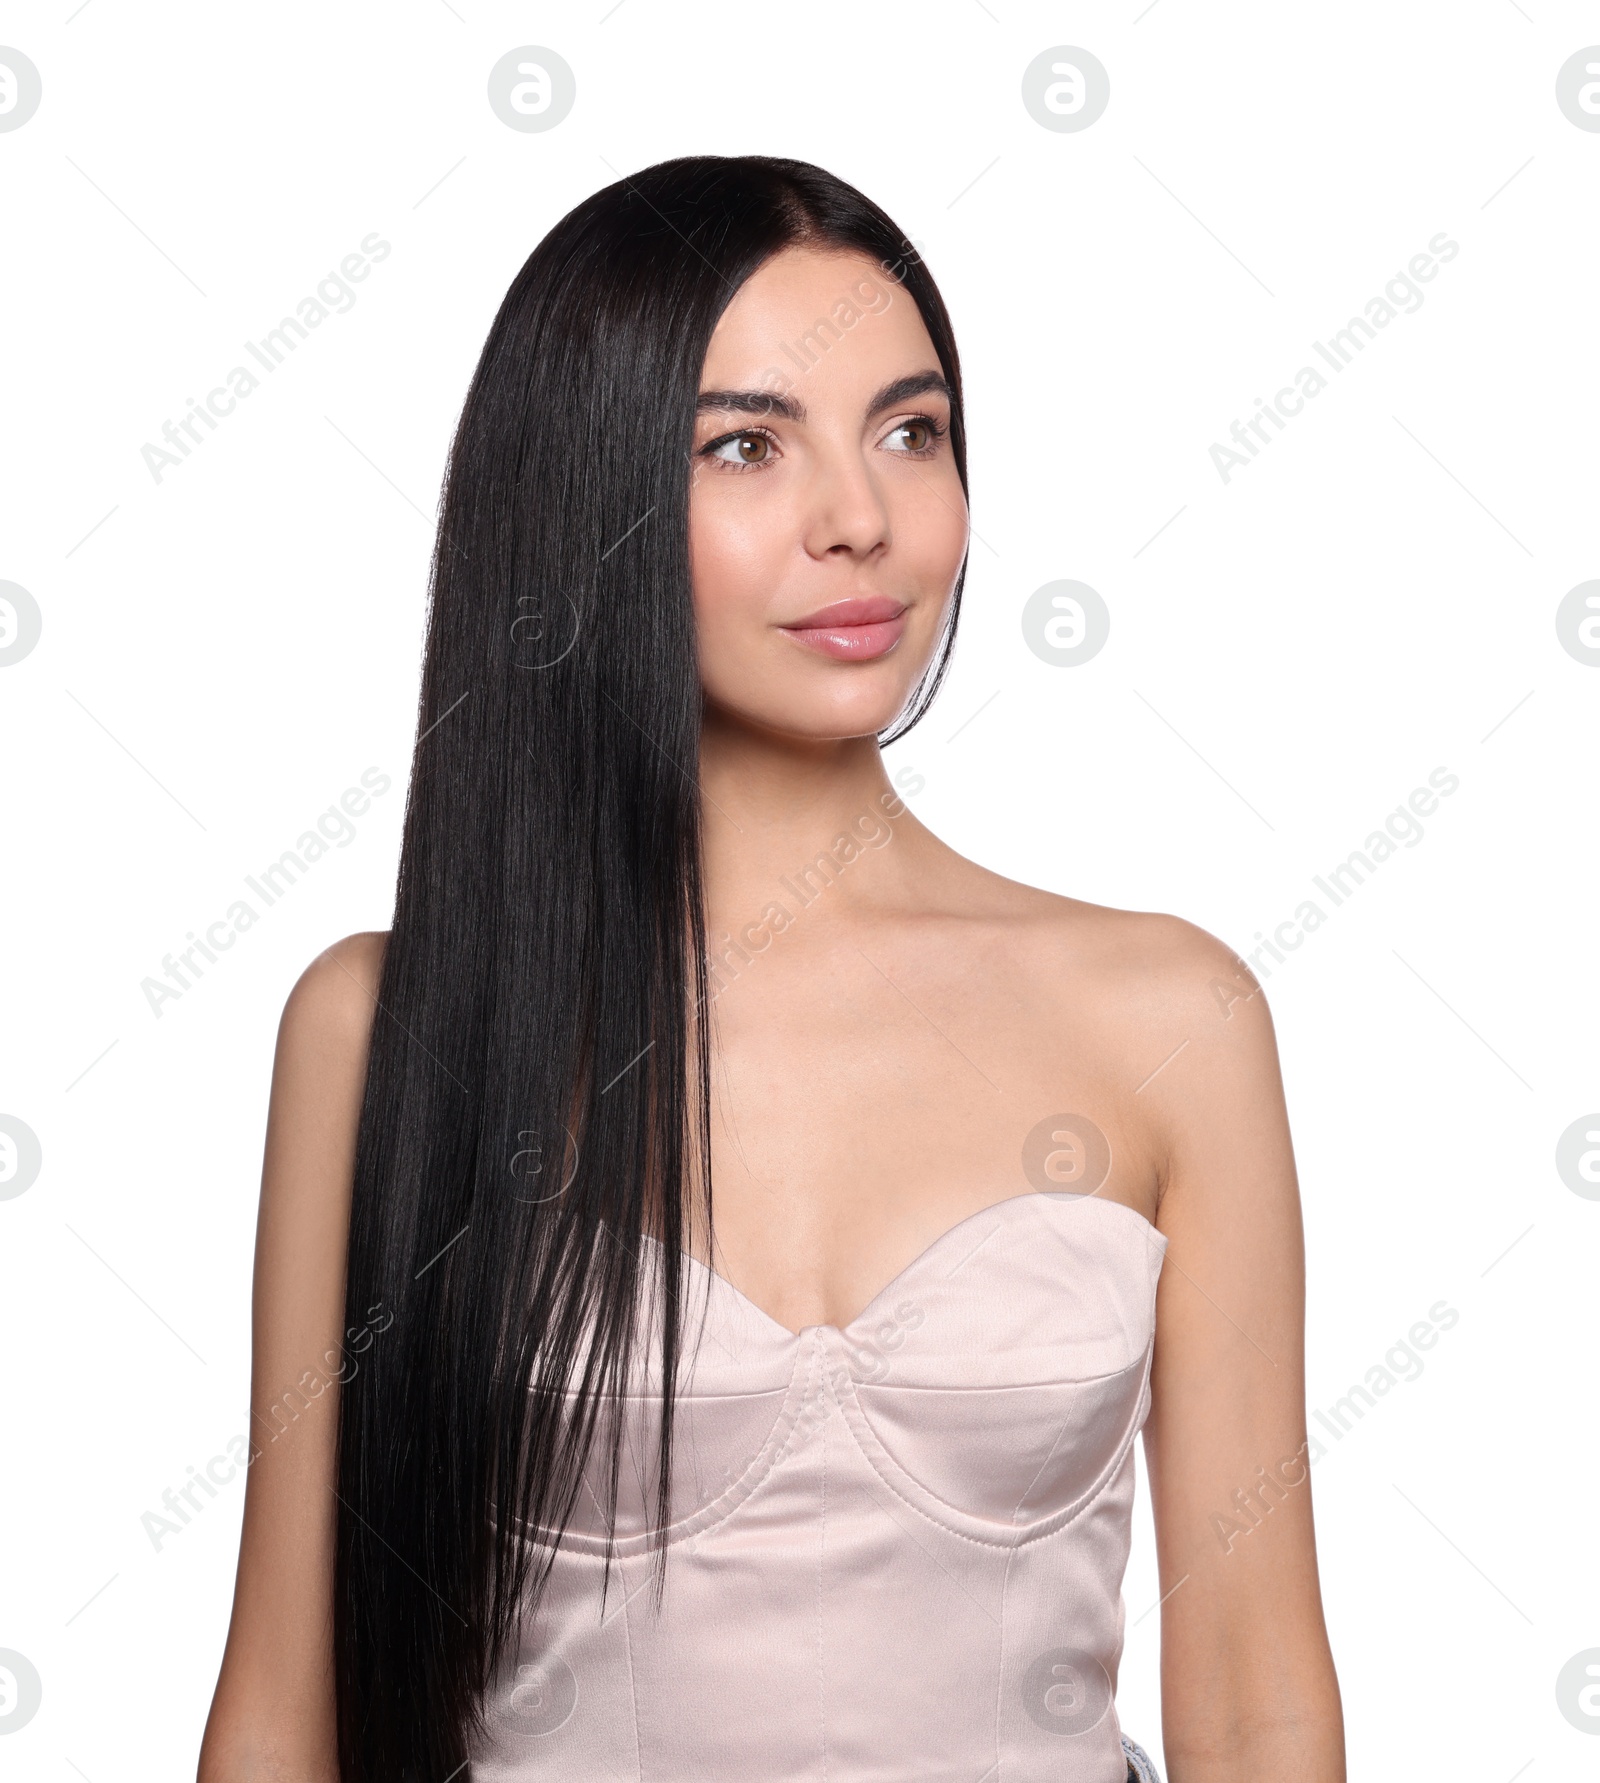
[1136,926,1346,1782]
[196,932,386,1783]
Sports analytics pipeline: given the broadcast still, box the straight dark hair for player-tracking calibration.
[333,153,969,1777]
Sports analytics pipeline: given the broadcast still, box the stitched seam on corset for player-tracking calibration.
[995,1515,1019,1781]
[987,1489,1019,1783]
[515,1346,813,1558]
[618,1554,645,1783]
[624,1339,828,1541]
[835,1339,1158,1551]
[851,1360,1149,1393]
[635,1334,829,1539]
[817,1346,829,1783]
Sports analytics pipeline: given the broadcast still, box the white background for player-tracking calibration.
[2,3,1597,1777]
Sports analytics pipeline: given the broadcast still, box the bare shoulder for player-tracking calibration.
[257,930,393,1279]
[1054,896,1266,1032]
[1032,885,1279,1066]
[957,867,1287,1197]
[1038,892,1292,1214]
[261,929,390,1223]
[279,929,389,1048]
[258,929,392,1291]
[966,864,1266,1030]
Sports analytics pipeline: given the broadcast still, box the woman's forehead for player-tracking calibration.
[700,245,931,397]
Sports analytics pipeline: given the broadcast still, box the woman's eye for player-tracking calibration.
[884,418,943,453]
[707,430,774,467]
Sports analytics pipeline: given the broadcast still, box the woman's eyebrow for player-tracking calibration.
[864,371,952,418]
[695,387,802,421]
[694,370,952,427]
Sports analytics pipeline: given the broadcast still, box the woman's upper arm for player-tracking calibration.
[197,931,386,1783]
[1131,922,1345,1778]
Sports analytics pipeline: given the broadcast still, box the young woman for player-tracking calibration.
[198,155,1345,1782]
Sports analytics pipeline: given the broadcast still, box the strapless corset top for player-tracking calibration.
[471,1189,1170,1783]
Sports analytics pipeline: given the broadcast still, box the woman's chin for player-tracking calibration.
[701,654,935,743]
[704,687,919,744]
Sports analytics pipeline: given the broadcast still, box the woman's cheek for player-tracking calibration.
[691,504,776,624]
[901,474,968,585]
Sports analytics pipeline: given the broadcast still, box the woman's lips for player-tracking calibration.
[779,597,908,662]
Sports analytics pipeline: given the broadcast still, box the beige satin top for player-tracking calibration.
[470,1189,1168,1781]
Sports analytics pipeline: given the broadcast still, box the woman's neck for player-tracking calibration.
[696,702,938,937]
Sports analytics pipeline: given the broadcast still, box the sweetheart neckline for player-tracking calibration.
[666,1189,1165,1343]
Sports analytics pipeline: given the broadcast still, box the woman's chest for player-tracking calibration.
[696,930,1162,1334]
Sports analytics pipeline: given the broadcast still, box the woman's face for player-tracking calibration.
[688,245,969,741]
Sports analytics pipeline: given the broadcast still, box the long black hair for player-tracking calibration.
[333,153,969,1777]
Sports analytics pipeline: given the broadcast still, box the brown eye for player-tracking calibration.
[885,417,945,454]
[707,430,773,467]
